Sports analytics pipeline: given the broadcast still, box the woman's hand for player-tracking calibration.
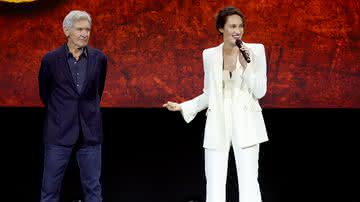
[239,44,250,68]
[163,101,182,111]
[239,43,250,55]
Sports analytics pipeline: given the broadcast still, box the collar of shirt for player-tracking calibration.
[65,43,88,59]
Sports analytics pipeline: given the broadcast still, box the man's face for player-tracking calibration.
[65,19,91,49]
[219,14,244,46]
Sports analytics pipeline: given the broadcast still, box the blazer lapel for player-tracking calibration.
[81,47,97,95]
[206,43,224,112]
[212,43,224,92]
[57,46,79,95]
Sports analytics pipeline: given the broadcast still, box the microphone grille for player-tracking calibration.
[235,39,242,47]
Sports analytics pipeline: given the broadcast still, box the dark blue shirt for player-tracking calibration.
[65,45,88,93]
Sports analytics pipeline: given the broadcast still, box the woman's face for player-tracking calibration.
[219,14,244,46]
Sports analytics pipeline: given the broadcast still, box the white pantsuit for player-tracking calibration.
[180,42,268,202]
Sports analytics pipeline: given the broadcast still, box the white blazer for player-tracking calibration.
[180,42,269,150]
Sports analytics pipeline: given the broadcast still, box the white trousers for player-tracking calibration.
[205,97,262,202]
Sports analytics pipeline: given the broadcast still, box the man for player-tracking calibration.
[38,10,107,202]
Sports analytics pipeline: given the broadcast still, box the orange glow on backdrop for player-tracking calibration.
[0,0,36,3]
[0,0,359,108]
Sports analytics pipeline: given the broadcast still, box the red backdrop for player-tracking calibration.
[0,0,359,108]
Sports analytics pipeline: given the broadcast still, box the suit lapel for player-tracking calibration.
[57,45,79,95]
[81,47,97,95]
[212,43,224,92]
[206,43,224,111]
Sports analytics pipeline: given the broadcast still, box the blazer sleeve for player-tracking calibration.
[242,44,267,99]
[180,50,209,123]
[38,56,52,106]
[98,54,108,100]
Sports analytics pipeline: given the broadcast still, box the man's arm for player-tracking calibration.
[98,54,108,100]
[38,57,52,106]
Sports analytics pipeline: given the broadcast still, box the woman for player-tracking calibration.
[163,6,268,202]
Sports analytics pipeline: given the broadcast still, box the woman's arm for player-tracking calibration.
[164,50,210,123]
[180,49,210,123]
[242,44,267,99]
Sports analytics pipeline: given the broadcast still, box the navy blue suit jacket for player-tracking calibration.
[38,44,107,146]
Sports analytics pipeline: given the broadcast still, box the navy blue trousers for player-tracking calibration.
[40,143,102,202]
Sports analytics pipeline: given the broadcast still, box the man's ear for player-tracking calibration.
[218,28,224,34]
[63,27,70,37]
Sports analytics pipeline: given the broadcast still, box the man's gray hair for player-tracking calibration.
[63,10,92,29]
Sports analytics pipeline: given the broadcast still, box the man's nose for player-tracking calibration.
[80,30,89,37]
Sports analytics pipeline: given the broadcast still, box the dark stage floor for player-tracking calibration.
[2,108,359,202]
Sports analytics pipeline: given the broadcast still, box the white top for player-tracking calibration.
[222,55,244,99]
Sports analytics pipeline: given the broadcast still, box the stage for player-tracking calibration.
[2,107,359,202]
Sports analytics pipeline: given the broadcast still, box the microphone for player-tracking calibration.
[235,39,251,63]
